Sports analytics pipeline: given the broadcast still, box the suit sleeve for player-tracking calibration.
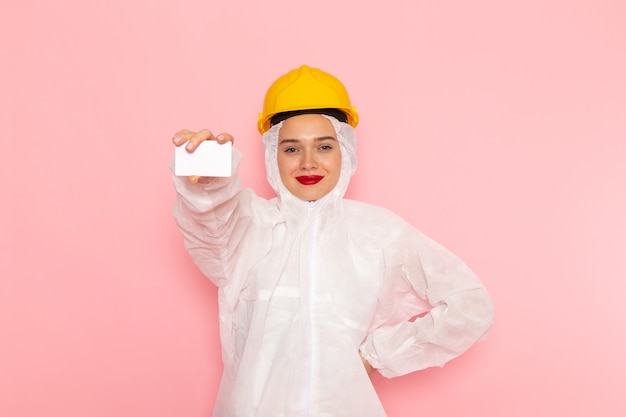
[359,225,494,378]
[171,148,253,286]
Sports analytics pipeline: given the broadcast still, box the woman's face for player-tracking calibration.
[277,114,342,201]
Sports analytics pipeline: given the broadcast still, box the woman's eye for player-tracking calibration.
[319,144,333,151]
[284,147,298,153]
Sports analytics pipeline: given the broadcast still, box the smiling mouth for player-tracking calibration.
[296,175,324,185]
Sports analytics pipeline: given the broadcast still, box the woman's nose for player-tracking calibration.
[300,150,318,170]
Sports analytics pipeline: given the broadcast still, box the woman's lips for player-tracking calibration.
[296,175,323,185]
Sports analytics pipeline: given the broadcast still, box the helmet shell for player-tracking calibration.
[258,65,358,134]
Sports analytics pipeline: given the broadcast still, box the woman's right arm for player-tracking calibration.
[171,129,249,286]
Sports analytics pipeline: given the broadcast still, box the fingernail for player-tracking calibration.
[186,142,193,150]
[216,134,224,141]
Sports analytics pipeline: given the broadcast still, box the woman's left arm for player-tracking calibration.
[359,225,494,378]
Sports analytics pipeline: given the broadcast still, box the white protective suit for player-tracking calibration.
[172,116,494,417]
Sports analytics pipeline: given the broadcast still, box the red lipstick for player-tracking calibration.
[296,175,323,185]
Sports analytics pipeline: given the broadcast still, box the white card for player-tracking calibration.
[174,141,232,177]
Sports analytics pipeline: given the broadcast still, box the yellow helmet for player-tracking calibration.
[257,65,359,134]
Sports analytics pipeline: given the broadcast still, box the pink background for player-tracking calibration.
[1,0,625,416]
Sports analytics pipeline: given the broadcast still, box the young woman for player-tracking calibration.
[171,65,494,417]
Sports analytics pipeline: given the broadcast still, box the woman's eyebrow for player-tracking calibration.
[278,136,337,146]
[278,138,300,146]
